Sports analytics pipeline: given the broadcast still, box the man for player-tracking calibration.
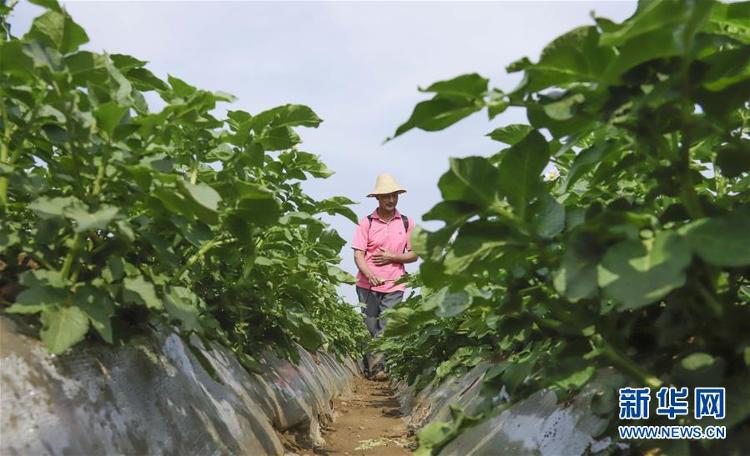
[351,173,417,378]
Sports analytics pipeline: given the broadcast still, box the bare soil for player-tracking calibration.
[305,376,416,455]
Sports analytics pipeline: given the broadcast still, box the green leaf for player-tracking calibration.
[170,216,212,247]
[554,235,601,302]
[0,231,20,249]
[680,213,750,267]
[180,181,221,212]
[559,142,610,193]
[0,41,35,76]
[40,305,90,354]
[442,221,511,275]
[318,229,347,252]
[527,101,594,138]
[701,47,750,92]
[601,0,712,82]
[206,143,235,161]
[153,187,194,218]
[423,200,479,223]
[549,360,596,390]
[530,193,565,238]
[122,275,163,310]
[109,53,147,70]
[178,180,222,224]
[23,41,63,71]
[421,73,488,98]
[167,75,197,98]
[497,130,550,213]
[270,104,322,128]
[601,0,690,46]
[673,353,725,387]
[74,285,114,343]
[42,124,68,144]
[213,91,236,103]
[6,283,66,315]
[598,231,691,310]
[314,196,358,224]
[63,204,119,233]
[250,104,323,130]
[65,51,104,83]
[486,124,533,145]
[327,265,356,284]
[706,1,750,44]
[29,196,78,219]
[257,126,300,150]
[391,97,483,139]
[416,405,483,454]
[286,310,324,352]
[589,370,628,416]
[164,286,203,333]
[417,421,454,451]
[438,156,501,208]
[487,89,508,119]
[126,67,169,92]
[431,288,472,318]
[231,193,281,227]
[28,10,89,54]
[38,104,66,123]
[94,102,129,138]
[20,269,67,288]
[543,93,585,121]
[511,26,614,93]
[280,150,334,178]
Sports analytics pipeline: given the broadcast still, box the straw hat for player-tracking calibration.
[367,173,407,197]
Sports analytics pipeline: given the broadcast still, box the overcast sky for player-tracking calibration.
[9,1,637,304]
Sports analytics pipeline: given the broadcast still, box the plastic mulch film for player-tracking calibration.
[0,316,358,455]
[402,366,622,456]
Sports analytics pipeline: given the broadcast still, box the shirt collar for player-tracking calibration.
[370,208,401,221]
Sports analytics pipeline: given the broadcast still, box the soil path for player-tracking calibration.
[306,376,415,455]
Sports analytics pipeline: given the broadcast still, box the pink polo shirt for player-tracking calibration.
[352,209,412,293]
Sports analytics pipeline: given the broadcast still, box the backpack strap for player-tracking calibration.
[367,214,408,230]
[402,215,409,253]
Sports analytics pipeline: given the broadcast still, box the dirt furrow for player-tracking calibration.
[303,377,415,455]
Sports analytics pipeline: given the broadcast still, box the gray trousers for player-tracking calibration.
[356,286,404,337]
[357,286,404,374]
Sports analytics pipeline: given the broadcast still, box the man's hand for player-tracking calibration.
[367,274,385,287]
[372,248,396,266]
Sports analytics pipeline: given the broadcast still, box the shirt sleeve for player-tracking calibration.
[352,217,368,251]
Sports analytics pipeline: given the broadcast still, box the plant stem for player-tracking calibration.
[190,163,198,184]
[67,143,109,284]
[678,132,704,220]
[0,97,11,207]
[60,233,81,281]
[591,334,662,388]
[175,237,235,281]
[696,278,723,318]
[92,154,108,195]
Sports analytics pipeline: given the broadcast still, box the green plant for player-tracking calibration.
[381,0,750,453]
[0,0,369,364]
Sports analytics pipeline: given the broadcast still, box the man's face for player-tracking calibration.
[376,192,399,211]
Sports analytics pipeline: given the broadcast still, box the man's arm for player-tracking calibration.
[354,249,384,286]
[372,248,417,265]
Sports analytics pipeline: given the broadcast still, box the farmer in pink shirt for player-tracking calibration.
[352,173,417,377]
